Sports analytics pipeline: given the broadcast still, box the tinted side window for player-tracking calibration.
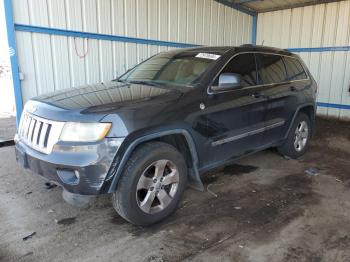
[216,53,257,87]
[256,54,288,85]
[283,57,308,80]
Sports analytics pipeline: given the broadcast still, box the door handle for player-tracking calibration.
[290,86,297,91]
[251,92,262,98]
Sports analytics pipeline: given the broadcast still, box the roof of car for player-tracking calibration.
[173,44,294,57]
[186,46,233,53]
[237,44,294,56]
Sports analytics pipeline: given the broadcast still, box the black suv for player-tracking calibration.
[15,45,317,226]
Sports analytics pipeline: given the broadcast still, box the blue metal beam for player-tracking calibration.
[215,0,257,16]
[14,24,200,48]
[4,0,23,127]
[317,102,350,110]
[288,46,350,53]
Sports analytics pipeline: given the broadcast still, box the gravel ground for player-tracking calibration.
[0,117,350,262]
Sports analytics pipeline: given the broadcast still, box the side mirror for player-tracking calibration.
[211,73,241,92]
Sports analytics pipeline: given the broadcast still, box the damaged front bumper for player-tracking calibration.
[14,135,124,200]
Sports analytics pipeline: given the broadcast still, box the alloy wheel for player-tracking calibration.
[136,159,179,214]
[294,120,309,152]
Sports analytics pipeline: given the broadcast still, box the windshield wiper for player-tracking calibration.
[113,78,129,83]
[128,80,162,86]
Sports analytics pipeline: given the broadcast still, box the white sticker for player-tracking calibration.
[9,47,15,57]
[195,53,221,60]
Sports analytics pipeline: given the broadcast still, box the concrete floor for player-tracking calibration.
[1,118,350,262]
[0,116,16,141]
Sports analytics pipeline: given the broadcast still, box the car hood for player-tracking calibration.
[30,81,185,122]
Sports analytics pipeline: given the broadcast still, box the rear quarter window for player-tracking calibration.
[255,54,288,85]
[283,57,308,81]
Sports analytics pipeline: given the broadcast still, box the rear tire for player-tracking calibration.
[278,113,311,159]
[112,142,187,226]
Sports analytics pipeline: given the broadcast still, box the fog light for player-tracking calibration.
[57,169,79,185]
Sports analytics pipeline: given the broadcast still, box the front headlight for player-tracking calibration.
[59,122,112,142]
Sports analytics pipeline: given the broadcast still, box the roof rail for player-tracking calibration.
[240,44,255,47]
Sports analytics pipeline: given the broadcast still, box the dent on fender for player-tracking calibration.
[101,114,129,137]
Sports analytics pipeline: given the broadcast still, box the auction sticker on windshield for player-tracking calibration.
[195,53,221,60]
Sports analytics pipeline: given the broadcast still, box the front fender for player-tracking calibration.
[105,129,204,193]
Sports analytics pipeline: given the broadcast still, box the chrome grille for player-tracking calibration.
[18,112,64,154]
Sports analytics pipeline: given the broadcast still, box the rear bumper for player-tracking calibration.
[15,136,123,195]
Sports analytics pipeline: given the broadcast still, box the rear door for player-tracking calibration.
[255,53,308,145]
[202,53,268,169]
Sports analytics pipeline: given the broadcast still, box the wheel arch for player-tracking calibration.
[284,103,316,139]
[107,129,204,193]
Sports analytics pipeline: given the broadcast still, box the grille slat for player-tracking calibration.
[39,123,48,148]
[32,120,40,145]
[18,112,64,154]
[44,124,52,148]
[19,114,25,137]
[21,114,28,137]
[27,118,34,140]
[24,116,31,138]
[36,122,43,145]
[24,117,30,138]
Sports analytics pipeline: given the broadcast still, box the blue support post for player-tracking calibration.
[252,15,257,45]
[4,0,23,128]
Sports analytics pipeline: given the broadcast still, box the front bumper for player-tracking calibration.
[15,136,123,195]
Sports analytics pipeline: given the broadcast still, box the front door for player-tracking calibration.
[201,53,268,170]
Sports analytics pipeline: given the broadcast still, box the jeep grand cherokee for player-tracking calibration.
[15,45,317,226]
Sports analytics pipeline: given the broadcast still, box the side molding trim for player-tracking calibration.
[212,120,285,146]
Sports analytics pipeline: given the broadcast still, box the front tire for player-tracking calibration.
[112,142,187,226]
[278,113,311,159]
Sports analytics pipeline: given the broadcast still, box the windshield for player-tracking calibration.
[119,52,219,87]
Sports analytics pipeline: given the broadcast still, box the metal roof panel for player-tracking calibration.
[227,0,344,13]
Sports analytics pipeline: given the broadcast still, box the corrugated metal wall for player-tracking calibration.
[12,0,253,103]
[257,0,350,119]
